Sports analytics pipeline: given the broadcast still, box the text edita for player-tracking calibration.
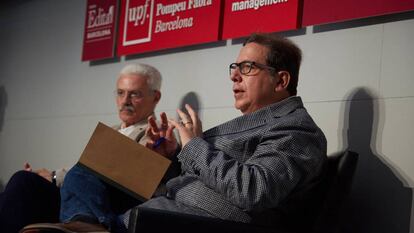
[87,5,114,28]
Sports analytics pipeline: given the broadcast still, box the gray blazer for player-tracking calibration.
[152,96,327,226]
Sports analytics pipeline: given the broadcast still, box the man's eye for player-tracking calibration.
[130,92,142,99]
[242,64,252,69]
[241,63,252,71]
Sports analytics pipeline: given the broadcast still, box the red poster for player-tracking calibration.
[82,0,118,61]
[222,0,301,40]
[117,0,222,56]
[303,0,414,26]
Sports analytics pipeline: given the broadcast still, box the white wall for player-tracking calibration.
[0,1,413,232]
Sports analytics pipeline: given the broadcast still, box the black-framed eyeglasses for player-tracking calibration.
[229,61,276,76]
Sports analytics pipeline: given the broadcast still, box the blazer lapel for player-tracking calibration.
[112,119,149,142]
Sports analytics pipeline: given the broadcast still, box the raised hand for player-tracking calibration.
[169,104,203,147]
[145,112,178,159]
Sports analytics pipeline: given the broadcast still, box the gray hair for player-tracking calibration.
[119,63,162,91]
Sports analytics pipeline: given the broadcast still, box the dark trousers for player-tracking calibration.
[0,170,60,233]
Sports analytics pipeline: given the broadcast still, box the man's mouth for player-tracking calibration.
[233,88,244,97]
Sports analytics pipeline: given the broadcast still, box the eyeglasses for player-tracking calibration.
[115,89,147,102]
[229,61,276,76]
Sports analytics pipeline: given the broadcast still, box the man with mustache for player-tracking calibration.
[23,33,327,233]
[0,63,167,233]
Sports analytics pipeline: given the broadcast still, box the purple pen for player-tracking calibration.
[153,137,166,149]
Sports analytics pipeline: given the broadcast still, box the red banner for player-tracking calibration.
[82,0,118,61]
[221,0,301,40]
[117,0,222,56]
[303,0,414,26]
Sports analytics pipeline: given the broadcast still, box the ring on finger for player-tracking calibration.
[180,120,192,125]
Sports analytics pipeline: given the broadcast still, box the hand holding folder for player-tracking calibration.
[78,122,171,201]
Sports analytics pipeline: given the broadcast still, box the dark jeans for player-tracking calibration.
[60,164,141,232]
[0,170,60,233]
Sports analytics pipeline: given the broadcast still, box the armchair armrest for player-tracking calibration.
[128,206,278,233]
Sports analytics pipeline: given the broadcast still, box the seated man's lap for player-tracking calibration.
[60,164,141,224]
[0,170,60,232]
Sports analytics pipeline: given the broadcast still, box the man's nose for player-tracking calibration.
[230,69,242,82]
[120,93,132,104]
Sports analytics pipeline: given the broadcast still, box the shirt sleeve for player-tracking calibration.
[55,167,68,188]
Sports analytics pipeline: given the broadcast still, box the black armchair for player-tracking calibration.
[128,150,358,233]
[312,150,359,233]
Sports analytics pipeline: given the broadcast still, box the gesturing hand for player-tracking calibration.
[145,112,178,159]
[169,104,203,147]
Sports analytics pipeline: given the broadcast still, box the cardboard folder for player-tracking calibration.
[78,122,171,201]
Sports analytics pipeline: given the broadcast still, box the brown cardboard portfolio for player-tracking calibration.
[78,122,171,201]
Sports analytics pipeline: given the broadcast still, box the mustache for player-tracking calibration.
[119,105,135,112]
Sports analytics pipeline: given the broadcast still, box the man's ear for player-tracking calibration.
[274,71,291,92]
[154,90,161,103]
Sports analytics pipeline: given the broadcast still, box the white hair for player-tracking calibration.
[119,63,162,91]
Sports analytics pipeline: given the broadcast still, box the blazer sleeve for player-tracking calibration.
[177,122,326,212]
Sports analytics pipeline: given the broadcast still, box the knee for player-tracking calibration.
[3,170,45,194]
[65,164,98,181]
[8,170,38,186]
[60,165,109,203]
[63,164,104,190]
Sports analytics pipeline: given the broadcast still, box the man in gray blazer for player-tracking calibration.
[0,63,163,233]
[22,33,327,233]
[143,33,327,232]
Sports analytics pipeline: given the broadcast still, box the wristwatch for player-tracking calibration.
[51,170,57,185]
